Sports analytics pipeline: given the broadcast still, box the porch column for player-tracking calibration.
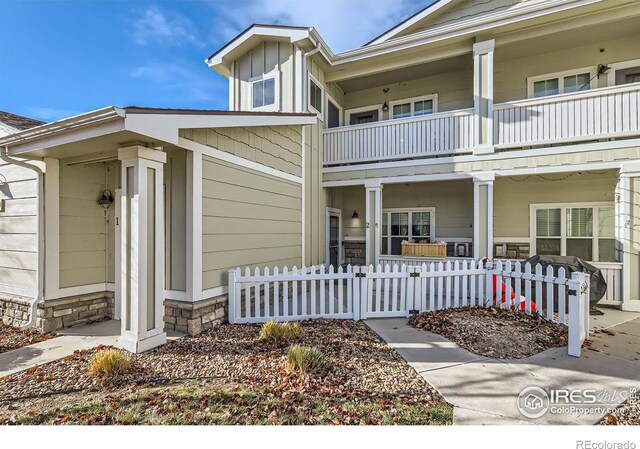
[473,39,495,155]
[473,173,494,260]
[117,146,167,353]
[617,163,640,311]
[365,179,383,266]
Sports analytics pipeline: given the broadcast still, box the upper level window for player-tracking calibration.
[532,204,615,262]
[390,95,437,119]
[309,76,323,115]
[250,73,278,111]
[529,68,595,98]
[345,105,382,126]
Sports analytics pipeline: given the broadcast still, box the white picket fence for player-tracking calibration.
[228,260,590,356]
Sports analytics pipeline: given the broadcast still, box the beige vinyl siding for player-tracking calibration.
[165,149,187,291]
[201,156,302,290]
[494,171,618,239]
[303,121,327,265]
[180,126,303,177]
[328,180,473,241]
[323,146,640,183]
[494,34,640,103]
[234,41,295,112]
[0,161,39,295]
[342,67,473,118]
[59,160,118,288]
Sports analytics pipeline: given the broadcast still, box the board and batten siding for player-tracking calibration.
[0,161,39,296]
[232,41,295,112]
[58,161,118,289]
[201,156,302,290]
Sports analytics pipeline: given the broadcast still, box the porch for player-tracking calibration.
[326,170,628,307]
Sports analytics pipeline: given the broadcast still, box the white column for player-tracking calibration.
[117,146,167,353]
[473,39,495,155]
[186,150,202,302]
[473,173,495,260]
[365,179,382,266]
[617,163,640,311]
[43,158,60,300]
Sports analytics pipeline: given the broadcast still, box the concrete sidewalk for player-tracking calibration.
[0,320,184,377]
[367,309,640,425]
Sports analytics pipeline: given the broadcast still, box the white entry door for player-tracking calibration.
[326,208,342,268]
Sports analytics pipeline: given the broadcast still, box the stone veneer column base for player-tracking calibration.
[37,292,115,332]
[164,295,228,336]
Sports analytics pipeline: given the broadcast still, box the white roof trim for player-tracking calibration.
[364,0,454,47]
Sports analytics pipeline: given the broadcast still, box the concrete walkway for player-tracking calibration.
[0,320,184,377]
[367,307,640,425]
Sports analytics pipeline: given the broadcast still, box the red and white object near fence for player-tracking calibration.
[228,260,590,357]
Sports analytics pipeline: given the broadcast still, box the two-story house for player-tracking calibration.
[0,0,639,352]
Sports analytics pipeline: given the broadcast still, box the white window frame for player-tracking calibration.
[325,92,343,129]
[607,58,640,87]
[381,207,436,256]
[344,104,384,126]
[249,71,280,112]
[529,202,616,263]
[308,73,324,120]
[389,94,439,119]
[527,67,596,98]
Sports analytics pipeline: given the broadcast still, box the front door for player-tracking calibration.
[326,208,341,268]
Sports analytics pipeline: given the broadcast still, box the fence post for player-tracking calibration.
[567,272,589,357]
[353,266,361,320]
[485,260,494,308]
[228,269,237,324]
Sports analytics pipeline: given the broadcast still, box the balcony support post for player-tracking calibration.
[473,172,495,260]
[617,163,640,311]
[365,179,383,267]
[473,39,495,155]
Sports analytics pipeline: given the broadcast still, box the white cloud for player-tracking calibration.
[130,62,218,102]
[131,7,201,47]
[206,0,429,53]
[26,107,82,122]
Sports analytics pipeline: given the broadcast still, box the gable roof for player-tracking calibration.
[0,110,45,136]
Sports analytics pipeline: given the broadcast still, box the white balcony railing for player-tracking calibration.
[323,108,474,165]
[494,82,640,148]
[324,83,640,165]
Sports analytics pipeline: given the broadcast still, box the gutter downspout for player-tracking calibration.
[0,146,45,330]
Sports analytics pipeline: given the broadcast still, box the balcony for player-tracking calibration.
[323,83,640,166]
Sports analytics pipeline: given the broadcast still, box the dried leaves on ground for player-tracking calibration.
[599,389,640,426]
[409,306,568,359]
[0,323,57,354]
[0,320,452,425]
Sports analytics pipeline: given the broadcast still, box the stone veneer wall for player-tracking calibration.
[343,240,366,266]
[164,295,227,336]
[37,292,115,332]
[0,295,32,327]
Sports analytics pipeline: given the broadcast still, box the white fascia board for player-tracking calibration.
[365,0,455,47]
[124,112,316,146]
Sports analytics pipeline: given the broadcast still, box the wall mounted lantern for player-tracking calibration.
[352,210,359,219]
[98,189,114,209]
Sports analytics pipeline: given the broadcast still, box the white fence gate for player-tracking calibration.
[228,261,590,356]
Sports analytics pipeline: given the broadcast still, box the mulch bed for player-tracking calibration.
[0,323,57,354]
[0,320,452,425]
[409,306,568,359]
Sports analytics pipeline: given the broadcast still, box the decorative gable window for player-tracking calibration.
[529,68,595,98]
[250,73,279,111]
[309,76,323,115]
[532,203,615,262]
[390,94,437,119]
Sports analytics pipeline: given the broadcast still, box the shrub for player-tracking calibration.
[257,321,301,343]
[286,345,326,375]
[88,349,131,376]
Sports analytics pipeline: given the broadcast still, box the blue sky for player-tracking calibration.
[0,0,427,122]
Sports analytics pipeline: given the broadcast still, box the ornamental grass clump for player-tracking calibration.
[257,320,301,343]
[88,349,131,377]
[286,345,327,375]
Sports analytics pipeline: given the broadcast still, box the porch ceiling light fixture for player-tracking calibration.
[382,101,389,112]
[352,210,359,219]
[98,189,114,209]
